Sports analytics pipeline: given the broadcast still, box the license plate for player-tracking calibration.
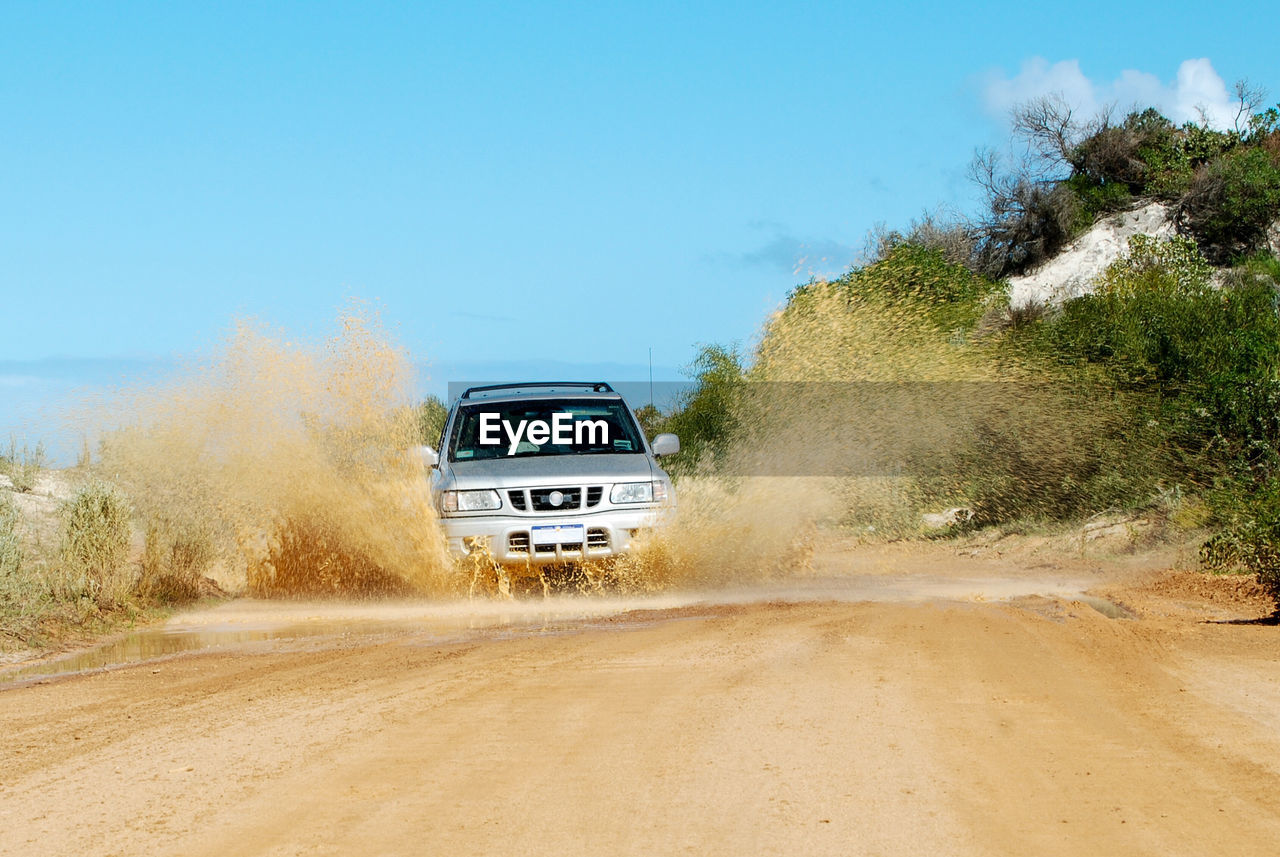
[531,524,585,546]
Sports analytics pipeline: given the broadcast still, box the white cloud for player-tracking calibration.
[982,58,1240,129]
[739,232,859,277]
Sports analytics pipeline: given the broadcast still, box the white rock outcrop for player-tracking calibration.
[1007,202,1175,308]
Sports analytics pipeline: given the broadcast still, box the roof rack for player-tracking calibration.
[460,381,615,399]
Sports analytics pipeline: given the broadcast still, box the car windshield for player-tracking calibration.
[449,398,645,461]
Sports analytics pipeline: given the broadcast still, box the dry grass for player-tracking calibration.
[0,495,21,580]
[1,439,46,494]
[136,516,217,603]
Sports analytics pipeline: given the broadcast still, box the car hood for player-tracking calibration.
[445,454,656,490]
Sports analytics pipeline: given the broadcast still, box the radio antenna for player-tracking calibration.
[648,347,654,409]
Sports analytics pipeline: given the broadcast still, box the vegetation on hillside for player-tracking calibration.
[649,89,1280,610]
[965,91,1280,273]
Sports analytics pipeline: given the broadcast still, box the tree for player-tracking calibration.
[416,395,448,449]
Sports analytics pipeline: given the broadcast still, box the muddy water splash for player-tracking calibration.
[93,307,453,596]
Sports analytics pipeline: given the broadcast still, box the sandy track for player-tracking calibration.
[3,575,1280,857]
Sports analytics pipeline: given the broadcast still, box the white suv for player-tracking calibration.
[424,382,679,567]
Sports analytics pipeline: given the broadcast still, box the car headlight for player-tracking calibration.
[441,489,502,513]
[610,481,665,504]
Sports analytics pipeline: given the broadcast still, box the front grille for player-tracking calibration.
[585,486,603,507]
[510,530,606,557]
[530,541,584,555]
[530,487,581,512]
[507,490,527,511]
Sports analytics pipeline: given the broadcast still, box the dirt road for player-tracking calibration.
[3,544,1280,856]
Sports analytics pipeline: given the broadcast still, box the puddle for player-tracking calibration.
[0,596,699,686]
[2,625,334,684]
[1,574,1106,686]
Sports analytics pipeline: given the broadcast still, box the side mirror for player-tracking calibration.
[651,433,680,457]
[413,445,439,467]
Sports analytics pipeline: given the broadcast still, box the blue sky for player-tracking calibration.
[3,1,1277,427]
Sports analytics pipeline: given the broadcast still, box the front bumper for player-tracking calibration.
[439,507,666,566]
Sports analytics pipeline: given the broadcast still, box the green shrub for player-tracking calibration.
[838,244,1004,332]
[416,395,448,449]
[1210,479,1280,609]
[0,495,51,645]
[1178,146,1280,264]
[966,237,1280,526]
[657,345,745,476]
[59,481,134,608]
[633,403,664,440]
[1031,237,1272,388]
[1137,117,1239,198]
[937,389,1168,526]
[864,213,977,269]
[848,244,999,305]
[1224,251,1280,294]
[1065,174,1132,229]
[1094,234,1214,297]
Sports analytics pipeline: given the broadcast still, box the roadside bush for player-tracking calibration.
[1031,236,1273,389]
[58,481,134,608]
[416,395,448,449]
[0,495,22,581]
[931,386,1163,526]
[136,516,215,604]
[1209,479,1280,610]
[1,439,46,494]
[0,495,53,646]
[964,236,1280,526]
[633,403,664,440]
[656,345,745,476]
[1178,146,1280,263]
